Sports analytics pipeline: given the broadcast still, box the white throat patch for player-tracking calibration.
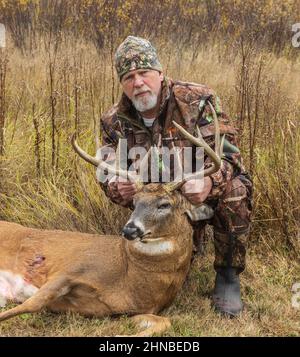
[133,239,174,256]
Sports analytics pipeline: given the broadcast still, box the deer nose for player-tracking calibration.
[122,222,144,240]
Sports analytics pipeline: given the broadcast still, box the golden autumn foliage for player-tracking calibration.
[0,0,299,53]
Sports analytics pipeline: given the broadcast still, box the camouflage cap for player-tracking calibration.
[115,36,163,80]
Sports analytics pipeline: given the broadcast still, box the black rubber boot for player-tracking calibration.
[212,267,243,317]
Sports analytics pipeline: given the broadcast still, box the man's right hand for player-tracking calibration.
[108,177,137,203]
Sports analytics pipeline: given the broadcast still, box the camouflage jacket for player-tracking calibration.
[100,77,249,207]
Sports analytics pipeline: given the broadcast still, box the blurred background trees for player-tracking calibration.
[0,0,299,55]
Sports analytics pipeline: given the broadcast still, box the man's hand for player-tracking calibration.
[181,176,213,205]
[108,176,137,203]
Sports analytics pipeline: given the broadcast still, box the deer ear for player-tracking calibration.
[185,204,214,222]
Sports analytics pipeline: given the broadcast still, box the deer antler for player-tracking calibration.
[71,134,141,185]
[166,101,224,191]
[72,102,224,192]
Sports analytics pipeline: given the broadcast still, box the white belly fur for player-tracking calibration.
[0,270,39,307]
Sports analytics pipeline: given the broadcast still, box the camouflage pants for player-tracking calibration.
[193,175,253,274]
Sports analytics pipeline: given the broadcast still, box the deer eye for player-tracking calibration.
[158,203,171,210]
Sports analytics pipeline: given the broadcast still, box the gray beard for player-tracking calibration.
[132,92,158,113]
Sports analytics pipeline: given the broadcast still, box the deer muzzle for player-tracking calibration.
[122,222,144,240]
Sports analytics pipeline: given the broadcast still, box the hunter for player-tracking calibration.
[99,36,253,317]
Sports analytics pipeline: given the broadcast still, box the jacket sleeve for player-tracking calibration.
[199,94,243,199]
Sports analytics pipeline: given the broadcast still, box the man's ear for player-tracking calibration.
[159,71,164,82]
[185,204,214,222]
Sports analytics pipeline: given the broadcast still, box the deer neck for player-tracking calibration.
[124,229,193,273]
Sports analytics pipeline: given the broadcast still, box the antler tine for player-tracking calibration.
[139,147,151,176]
[169,130,183,175]
[131,148,150,190]
[208,101,221,158]
[71,133,100,167]
[220,134,225,159]
[172,121,221,177]
[71,134,137,183]
[167,102,222,192]
[164,102,225,191]
[115,139,122,173]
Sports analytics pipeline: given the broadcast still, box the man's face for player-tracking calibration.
[121,69,164,113]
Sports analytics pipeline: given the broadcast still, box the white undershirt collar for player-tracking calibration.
[142,116,156,128]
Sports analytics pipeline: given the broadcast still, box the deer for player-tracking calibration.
[0,104,223,336]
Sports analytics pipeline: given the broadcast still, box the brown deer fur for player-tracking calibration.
[0,184,197,336]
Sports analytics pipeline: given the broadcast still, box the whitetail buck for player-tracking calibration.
[0,105,222,336]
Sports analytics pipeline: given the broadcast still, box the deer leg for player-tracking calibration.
[118,314,171,337]
[0,277,70,322]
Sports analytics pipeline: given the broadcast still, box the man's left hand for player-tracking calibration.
[181,176,213,205]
